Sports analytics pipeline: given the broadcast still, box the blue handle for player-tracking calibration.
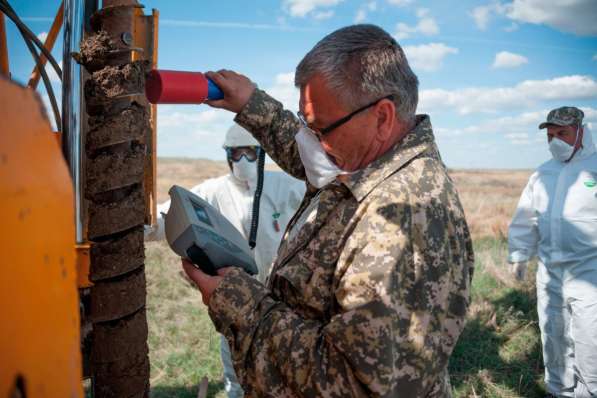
[207,78,224,100]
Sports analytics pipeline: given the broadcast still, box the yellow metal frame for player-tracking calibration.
[132,6,159,226]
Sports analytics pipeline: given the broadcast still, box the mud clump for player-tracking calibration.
[85,62,147,102]
[74,31,115,72]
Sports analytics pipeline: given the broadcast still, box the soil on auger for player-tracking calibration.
[78,25,151,398]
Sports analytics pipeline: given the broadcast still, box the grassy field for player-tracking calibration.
[146,158,542,397]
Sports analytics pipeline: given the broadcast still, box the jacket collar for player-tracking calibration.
[342,114,437,202]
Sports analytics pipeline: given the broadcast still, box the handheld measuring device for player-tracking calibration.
[163,185,258,276]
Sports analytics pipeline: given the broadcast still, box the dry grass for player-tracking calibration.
[155,158,229,203]
[450,170,532,240]
[147,159,543,397]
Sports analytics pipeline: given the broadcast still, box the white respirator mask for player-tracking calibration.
[295,126,351,188]
[232,157,257,183]
[549,124,580,163]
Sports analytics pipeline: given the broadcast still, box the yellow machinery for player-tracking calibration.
[0,0,158,396]
[0,77,83,398]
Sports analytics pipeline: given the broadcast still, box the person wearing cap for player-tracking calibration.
[508,106,597,397]
[146,123,305,397]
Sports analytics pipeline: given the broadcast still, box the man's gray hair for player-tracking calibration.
[295,24,418,123]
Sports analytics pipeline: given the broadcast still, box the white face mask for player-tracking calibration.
[232,157,257,182]
[295,126,350,188]
[549,125,580,163]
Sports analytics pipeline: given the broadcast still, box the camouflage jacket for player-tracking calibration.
[208,89,475,397]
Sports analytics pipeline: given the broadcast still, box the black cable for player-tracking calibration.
[20,27,62,132]
[0,0,62,80]
[0,0,62,131]
[248,148,266,250]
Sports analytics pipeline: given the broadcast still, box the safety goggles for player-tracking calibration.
[296,94,394,139]
[225,146,259,162]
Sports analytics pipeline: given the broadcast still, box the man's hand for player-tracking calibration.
[181,259,233,305]
[205,70,256,113]
[510,261,527,281]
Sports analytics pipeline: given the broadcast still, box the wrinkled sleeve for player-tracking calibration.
[234,89,306,181]
[208,188,471,397]
[508,175,539,263]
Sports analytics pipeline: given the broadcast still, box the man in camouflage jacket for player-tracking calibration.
[183,24,474,397]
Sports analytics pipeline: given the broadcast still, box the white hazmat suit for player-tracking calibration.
[508,125,597,397]
[146,125,305,397]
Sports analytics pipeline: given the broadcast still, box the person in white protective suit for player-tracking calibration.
[508,106,597,398]
[145,124,305,398]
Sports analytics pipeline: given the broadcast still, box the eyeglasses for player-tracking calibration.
[297,94,394,138]
[225,146,259,162]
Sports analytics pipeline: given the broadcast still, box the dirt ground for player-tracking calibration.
[155,158,532,239]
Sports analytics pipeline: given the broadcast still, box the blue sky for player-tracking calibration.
[5,0,597,169]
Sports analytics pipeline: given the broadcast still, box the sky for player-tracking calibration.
[5,0,597,169]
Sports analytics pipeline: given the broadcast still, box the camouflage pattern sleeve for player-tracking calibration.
[209,267,396,397]
[234,89,306,180]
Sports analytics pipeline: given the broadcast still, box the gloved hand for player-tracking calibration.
[510,261,527,281]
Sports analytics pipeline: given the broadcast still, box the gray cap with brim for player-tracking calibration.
[539,106,584,129]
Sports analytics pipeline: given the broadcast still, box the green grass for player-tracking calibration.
[450,237,545,398]
[145,241,226,397]
[145,237,545,397]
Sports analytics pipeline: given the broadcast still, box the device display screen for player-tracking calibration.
[192,202,212,226]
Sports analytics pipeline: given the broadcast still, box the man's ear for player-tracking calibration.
[375,99,395,141]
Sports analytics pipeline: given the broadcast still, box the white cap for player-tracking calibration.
[223,124,260,148]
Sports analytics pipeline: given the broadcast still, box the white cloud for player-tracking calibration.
[37,31,48,42]
[470,0,597,36]
[433,107,597,147]
[469,3,506,30]
[505,0,597,36]
[266,72,300,112]
[159,108,228,128]
[403,43,458,72]
[283,0,343,18]
[492,51,528,68]
[505,132,529,140]
[387,0,412,6]
[313,10,334,20]
[395,8,439,40]
[418,75,597,115]
[354,1,377,23]
[40,93,62,131]
[161,19,308,31]
[43,59,62,83]
[593,54,597,61]
[355,9,367,23]
[506,132,531,145]
[156,105,235,158]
